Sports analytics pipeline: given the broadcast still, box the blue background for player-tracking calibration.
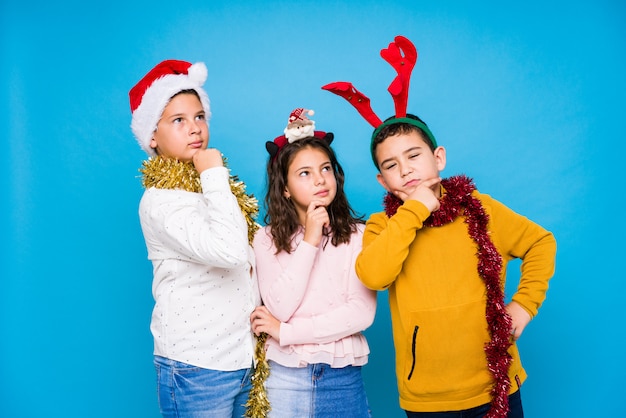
[1,1,624,417]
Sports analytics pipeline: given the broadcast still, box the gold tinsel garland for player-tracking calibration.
[139,155,260,243]
[139,155,270,417]
[245,332,270,417]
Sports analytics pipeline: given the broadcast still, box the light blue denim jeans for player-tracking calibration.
[154,356,252,418]
[265,360,371,418]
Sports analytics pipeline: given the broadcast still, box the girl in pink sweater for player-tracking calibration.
[250,109,377,417]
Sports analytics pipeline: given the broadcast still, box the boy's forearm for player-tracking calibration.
[511,231,557,317]
[356,201,431,289]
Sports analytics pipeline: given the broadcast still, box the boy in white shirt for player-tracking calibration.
[129,59,260,418]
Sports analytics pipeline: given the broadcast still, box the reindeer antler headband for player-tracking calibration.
[322,35,437,165]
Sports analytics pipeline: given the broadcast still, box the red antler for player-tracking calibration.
[380,35,417,118]
[321,82,383,128]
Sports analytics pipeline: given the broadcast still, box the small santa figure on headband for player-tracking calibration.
[284,108,315,143]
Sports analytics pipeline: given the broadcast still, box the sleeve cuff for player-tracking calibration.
[200,166,230,193]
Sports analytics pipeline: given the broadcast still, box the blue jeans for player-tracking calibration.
[265,360,371,418]
[405,389,523,418]
[154,356,252,418]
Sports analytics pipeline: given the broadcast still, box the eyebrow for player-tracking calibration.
[293,160,332,172]
[162,109,205,119]
[380,146,423,166]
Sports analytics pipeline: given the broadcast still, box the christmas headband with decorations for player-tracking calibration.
[322,35,437,165]
[265,108,334,161]
[129,59,211,156]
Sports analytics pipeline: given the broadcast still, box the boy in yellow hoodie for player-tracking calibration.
[324,36,556,417]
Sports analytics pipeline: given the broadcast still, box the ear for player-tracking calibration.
[376,172,391,192]
[434,146,446,172]
[150,138,158,150]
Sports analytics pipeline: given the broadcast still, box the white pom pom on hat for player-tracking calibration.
[129,60,211,156]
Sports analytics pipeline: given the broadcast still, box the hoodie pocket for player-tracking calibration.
[403,299,491,396]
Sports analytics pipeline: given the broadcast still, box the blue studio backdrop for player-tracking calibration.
[1,1,624,417]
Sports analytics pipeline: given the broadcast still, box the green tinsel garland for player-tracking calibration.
[139,155,270,417]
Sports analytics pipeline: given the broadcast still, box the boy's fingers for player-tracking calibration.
[423,177,442,188]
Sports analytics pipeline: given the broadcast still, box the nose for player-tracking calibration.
[314,171,326,185]
[189,119,203,135]
[400,162,413,177]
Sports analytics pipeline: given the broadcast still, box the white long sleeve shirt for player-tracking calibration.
[139,166,259,371]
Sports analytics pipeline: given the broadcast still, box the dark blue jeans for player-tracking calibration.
[405,390,523,418]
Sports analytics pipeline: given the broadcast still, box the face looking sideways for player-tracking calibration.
[150,92,209,162]
[284,146,338,224]
[375,130,446,199]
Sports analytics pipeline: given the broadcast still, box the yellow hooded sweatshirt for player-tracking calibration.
[356,189,556,413]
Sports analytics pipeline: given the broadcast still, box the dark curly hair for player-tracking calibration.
[263,136,364,254]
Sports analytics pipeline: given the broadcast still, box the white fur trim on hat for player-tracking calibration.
[131,62,211,156]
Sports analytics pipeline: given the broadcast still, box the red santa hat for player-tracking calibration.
[129,59,211,156]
